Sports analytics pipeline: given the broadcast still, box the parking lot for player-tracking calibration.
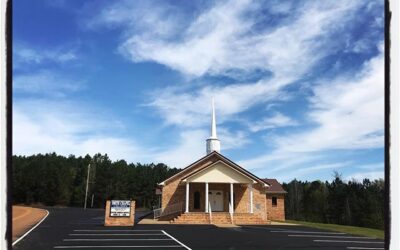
[13,207,385,250]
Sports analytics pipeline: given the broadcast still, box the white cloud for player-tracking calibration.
[147,77,289,128]
[345,171,384,182]
[218,128,251,150]
[111,0,361,78]
[13,71,85,97]
[291,162,350,177]
[237,44,383,179]
[14,42,77,68]
[274,46,384,152]
[127,0,368,131]
[356,163,384,170]
[13,99,151,163]
[248,112,297,132]
[151,129,207,169]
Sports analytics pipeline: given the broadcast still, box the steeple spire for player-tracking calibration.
[206,98,221,154]
[210,98,217,138]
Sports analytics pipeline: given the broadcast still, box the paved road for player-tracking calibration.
[13,207,385,250]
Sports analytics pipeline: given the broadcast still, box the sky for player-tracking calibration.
[13,0,384,183]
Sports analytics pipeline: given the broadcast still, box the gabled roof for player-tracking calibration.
[159,151,270,187]
[182,160,257,184]
[263,178,287,194]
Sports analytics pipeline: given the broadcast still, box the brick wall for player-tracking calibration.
[266,194,285,221]
[104,200,135,226]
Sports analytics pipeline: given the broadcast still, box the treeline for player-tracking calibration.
[12,153,180,208]
[282,173,385,230]
[13,153,384,230]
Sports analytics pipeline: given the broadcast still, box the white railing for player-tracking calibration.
[153,207,162,220]
[229,202,234,224]
[153,202,183,220]
[208,202,212,224]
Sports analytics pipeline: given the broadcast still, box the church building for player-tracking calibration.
[157,100,286,224]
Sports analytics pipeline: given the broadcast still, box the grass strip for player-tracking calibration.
[284,220,384,239]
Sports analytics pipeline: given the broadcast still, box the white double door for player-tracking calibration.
[209,190,223,211]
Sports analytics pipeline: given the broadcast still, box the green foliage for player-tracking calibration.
[282,174,385,230]
[12,153,384,230]
[285,220,384,239]
[12,153,179,209]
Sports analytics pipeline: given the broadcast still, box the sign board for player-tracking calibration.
[110,200,131,217]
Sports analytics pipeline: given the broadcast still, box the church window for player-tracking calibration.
[272,197,277,207]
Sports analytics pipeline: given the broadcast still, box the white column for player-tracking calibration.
[205,182,209,212]
[249,184,254,213]
[185,182,189,213]
[230,183,234,214]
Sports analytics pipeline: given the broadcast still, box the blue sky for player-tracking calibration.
[13,0,384,182]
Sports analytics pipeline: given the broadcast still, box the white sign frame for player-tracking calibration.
[110,200,131,217]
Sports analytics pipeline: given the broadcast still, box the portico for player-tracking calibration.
[182,160,256,214]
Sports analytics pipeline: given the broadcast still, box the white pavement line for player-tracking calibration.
[288,234,374,239]
[69,234,164,236]
[54,246,183,248]
[74,230,162,232]
[347,247,384,249]
[270,230,346,234]
[12,209,50,246]
[63,239,173,241]
[314,240,384,244]
[162,230,192,250]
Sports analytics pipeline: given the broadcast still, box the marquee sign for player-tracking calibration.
[110,200,131,217]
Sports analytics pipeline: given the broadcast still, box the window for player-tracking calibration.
[272,197,277,207]
[194,191,200,209]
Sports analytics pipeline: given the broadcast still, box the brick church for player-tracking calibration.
[156,100,286,224]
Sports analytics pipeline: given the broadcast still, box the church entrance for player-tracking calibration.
[209,190,223,211]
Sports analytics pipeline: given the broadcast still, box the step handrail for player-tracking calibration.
[153,202,183,219]
[208,202,212,224]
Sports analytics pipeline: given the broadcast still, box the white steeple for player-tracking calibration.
[206,98,221,154]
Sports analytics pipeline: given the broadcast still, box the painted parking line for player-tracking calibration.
[270,230,346,234]
[54,246,184,248]
[55,229,191,249]
[288,234,375,239]
[162,230,192,250]
[313,240,384,244]
[63,239,174,241]
[69,234,165,236]
[346,247,384,249]
[73,230,161,232]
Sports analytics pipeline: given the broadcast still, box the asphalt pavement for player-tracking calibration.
[12,207,385,250]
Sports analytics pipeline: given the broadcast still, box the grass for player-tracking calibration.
[284,220,384,239]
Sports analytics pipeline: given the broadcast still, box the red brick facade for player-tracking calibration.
[159,152,286,223]
[266,194,285,221]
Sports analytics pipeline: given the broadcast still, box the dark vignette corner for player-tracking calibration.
[384,0,391,249]
[6,0,12,249]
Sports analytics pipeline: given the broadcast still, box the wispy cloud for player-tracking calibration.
[345,171,384,182]
[14,42,77,68]
[248,112,298,132]
[100,0,363,78]
[274,44,384,152]
[13,71,85,97]
[13,99,151,162]
[109,0,371,132]
[237,44,383,180]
